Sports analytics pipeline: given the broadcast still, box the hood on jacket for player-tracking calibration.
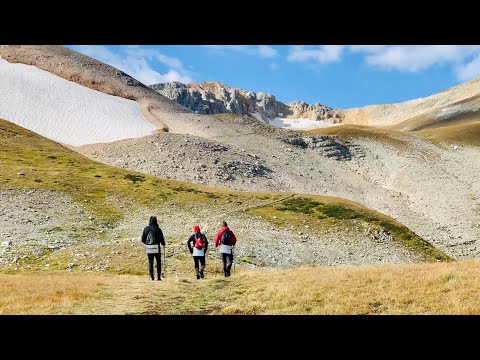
[149,216,158,227]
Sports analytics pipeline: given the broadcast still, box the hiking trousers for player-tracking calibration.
[221,253,233,277]
[147,252,162,280]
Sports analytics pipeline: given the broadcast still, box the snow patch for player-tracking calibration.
[250,112,264,121]
[250,111,336,130]
[435,104,466,120]
[269,117,336,130]
[0,59,156,146]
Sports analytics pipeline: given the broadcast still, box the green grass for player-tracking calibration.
[0,118,450,265]
[276,197,359,220]
[0,119,249,224]
[124,174,145,184]
[249,196,451,262]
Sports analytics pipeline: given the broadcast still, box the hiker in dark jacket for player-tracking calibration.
[141,216,166,281]
[214,221,237,277]
[187,225,209,280]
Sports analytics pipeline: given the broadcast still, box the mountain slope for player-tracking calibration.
[343,77,480,126]
[2,45,478,263]
[76,111,480,261]
[0,118,449,273]
[387,94,480,146]
[0,45,200,133]
[0,59,156,146]
[0,45,274,137]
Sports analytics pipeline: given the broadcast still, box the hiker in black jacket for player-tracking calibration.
[187,225,209,280]
[141,216,166,281]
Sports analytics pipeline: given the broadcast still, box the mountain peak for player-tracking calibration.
[150,81,343,122]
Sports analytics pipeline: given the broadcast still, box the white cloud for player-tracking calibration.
[70,45,193,85]
[73,45,118,64]
[456,53,480,81]
[348,45,480,81]
[359,45,477,72]
[287,45,344,64]
[287,45,480,82]
[349,45,387,52]
[123,46,184,69]
[204,45,278,58]
[257,45,278,58]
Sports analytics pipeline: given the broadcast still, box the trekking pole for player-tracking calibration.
[215,251,217,277]
[162,245,166,278]
[232,246,235,276]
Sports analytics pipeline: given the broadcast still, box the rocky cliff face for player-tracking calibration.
[150,81,344,123]
[289,100,343,122]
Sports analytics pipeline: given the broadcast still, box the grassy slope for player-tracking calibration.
[414,122,480,146]
[0,118,456,314]
[393,94,480,131]
[308,125,412,151]
[247,197,448,262]
[2,259,480,314]
[312,110,480,148]
[0,118,256,224]
[0,118,447,261]
[392,95,480,145]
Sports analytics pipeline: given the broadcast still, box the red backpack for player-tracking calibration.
[194,234,205,250]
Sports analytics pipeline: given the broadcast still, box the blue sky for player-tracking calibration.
[67,45,480,109]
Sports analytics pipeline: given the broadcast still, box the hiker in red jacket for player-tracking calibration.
[214,221,237,277]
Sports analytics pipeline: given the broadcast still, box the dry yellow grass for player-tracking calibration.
[0,272,123,314]
[414,122,480,146]
[3,259,480,314]
[223,259,480,314]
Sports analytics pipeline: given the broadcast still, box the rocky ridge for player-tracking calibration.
[150,81,344,123]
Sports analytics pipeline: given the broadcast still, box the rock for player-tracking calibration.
[1,241,12,246]
[289,100,343,122]
[150,81,343,123]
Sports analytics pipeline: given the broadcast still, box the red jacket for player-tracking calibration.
[214,226,237,247]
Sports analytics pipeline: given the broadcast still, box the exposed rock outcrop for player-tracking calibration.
[150,81,344,123]
[289,101,343,122]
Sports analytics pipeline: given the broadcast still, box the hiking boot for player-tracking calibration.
[200,270,204,278]
[197,275,200,280]
[157,278,162,281]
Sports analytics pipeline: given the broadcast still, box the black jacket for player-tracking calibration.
[141,225,165,247]
[187,232,208,255]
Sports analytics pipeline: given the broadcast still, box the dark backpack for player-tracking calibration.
[146,230,156,245]
[221,230,232,246]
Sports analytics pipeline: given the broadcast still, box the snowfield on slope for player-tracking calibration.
[250,112,336,130]
[0,59,156,146]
